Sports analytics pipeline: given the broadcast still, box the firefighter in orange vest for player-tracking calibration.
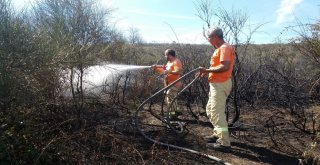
[199,27,235,152]
[152,49,183,120]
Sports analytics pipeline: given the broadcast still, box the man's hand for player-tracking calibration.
[198,67,208,77]
[151,64,156,70]
[198,67,207,74]
[163,70,171,75]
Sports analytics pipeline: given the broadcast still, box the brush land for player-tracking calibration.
[1,42,319,165]
[0,0,319,164]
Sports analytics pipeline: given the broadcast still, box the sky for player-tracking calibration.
[13,0,319,44]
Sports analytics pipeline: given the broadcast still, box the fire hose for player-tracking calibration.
[134,68,232,165]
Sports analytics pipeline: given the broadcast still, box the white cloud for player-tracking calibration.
[12,0,37,11]
[142,30,207,44]
[117,23,206,44]
[176,31,207,44]
[276,0,303,24]
[99,0,116,9]
[127,9,198,20]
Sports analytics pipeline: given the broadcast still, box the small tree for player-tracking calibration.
[32,0,113,119]
[126,27,144,64]
[290,21,320,98]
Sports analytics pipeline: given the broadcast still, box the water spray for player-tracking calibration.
[104,64,152,71]
[62,64,153,96]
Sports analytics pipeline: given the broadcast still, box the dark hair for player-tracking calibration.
[165,49,176,57]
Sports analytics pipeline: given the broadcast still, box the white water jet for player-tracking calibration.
[104,64,151,71]
[61,64,151,96]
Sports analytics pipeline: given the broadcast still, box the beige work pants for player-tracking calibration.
[165,86,180,115]
[206,79,232,146]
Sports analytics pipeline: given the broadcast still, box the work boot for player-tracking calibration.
[168,111,180,120]
[204,135,218,142]
[206,143,231,152]
[175,111,183,116]
[168,114,178,120]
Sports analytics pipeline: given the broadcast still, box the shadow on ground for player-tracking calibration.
[231,142,299,165]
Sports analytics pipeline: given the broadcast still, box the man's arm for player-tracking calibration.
[199,61,230,73]
[152,64,165,74]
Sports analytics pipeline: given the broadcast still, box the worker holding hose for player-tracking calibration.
[152,49,183,120]
[199,27,235,152]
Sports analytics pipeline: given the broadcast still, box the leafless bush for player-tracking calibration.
[32,0,115,118]
[289,21,320,99]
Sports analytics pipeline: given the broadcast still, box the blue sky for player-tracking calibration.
[14,0,319,44]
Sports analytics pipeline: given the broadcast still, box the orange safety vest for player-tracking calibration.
[208,43,235,83]
[155,58,183,87]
